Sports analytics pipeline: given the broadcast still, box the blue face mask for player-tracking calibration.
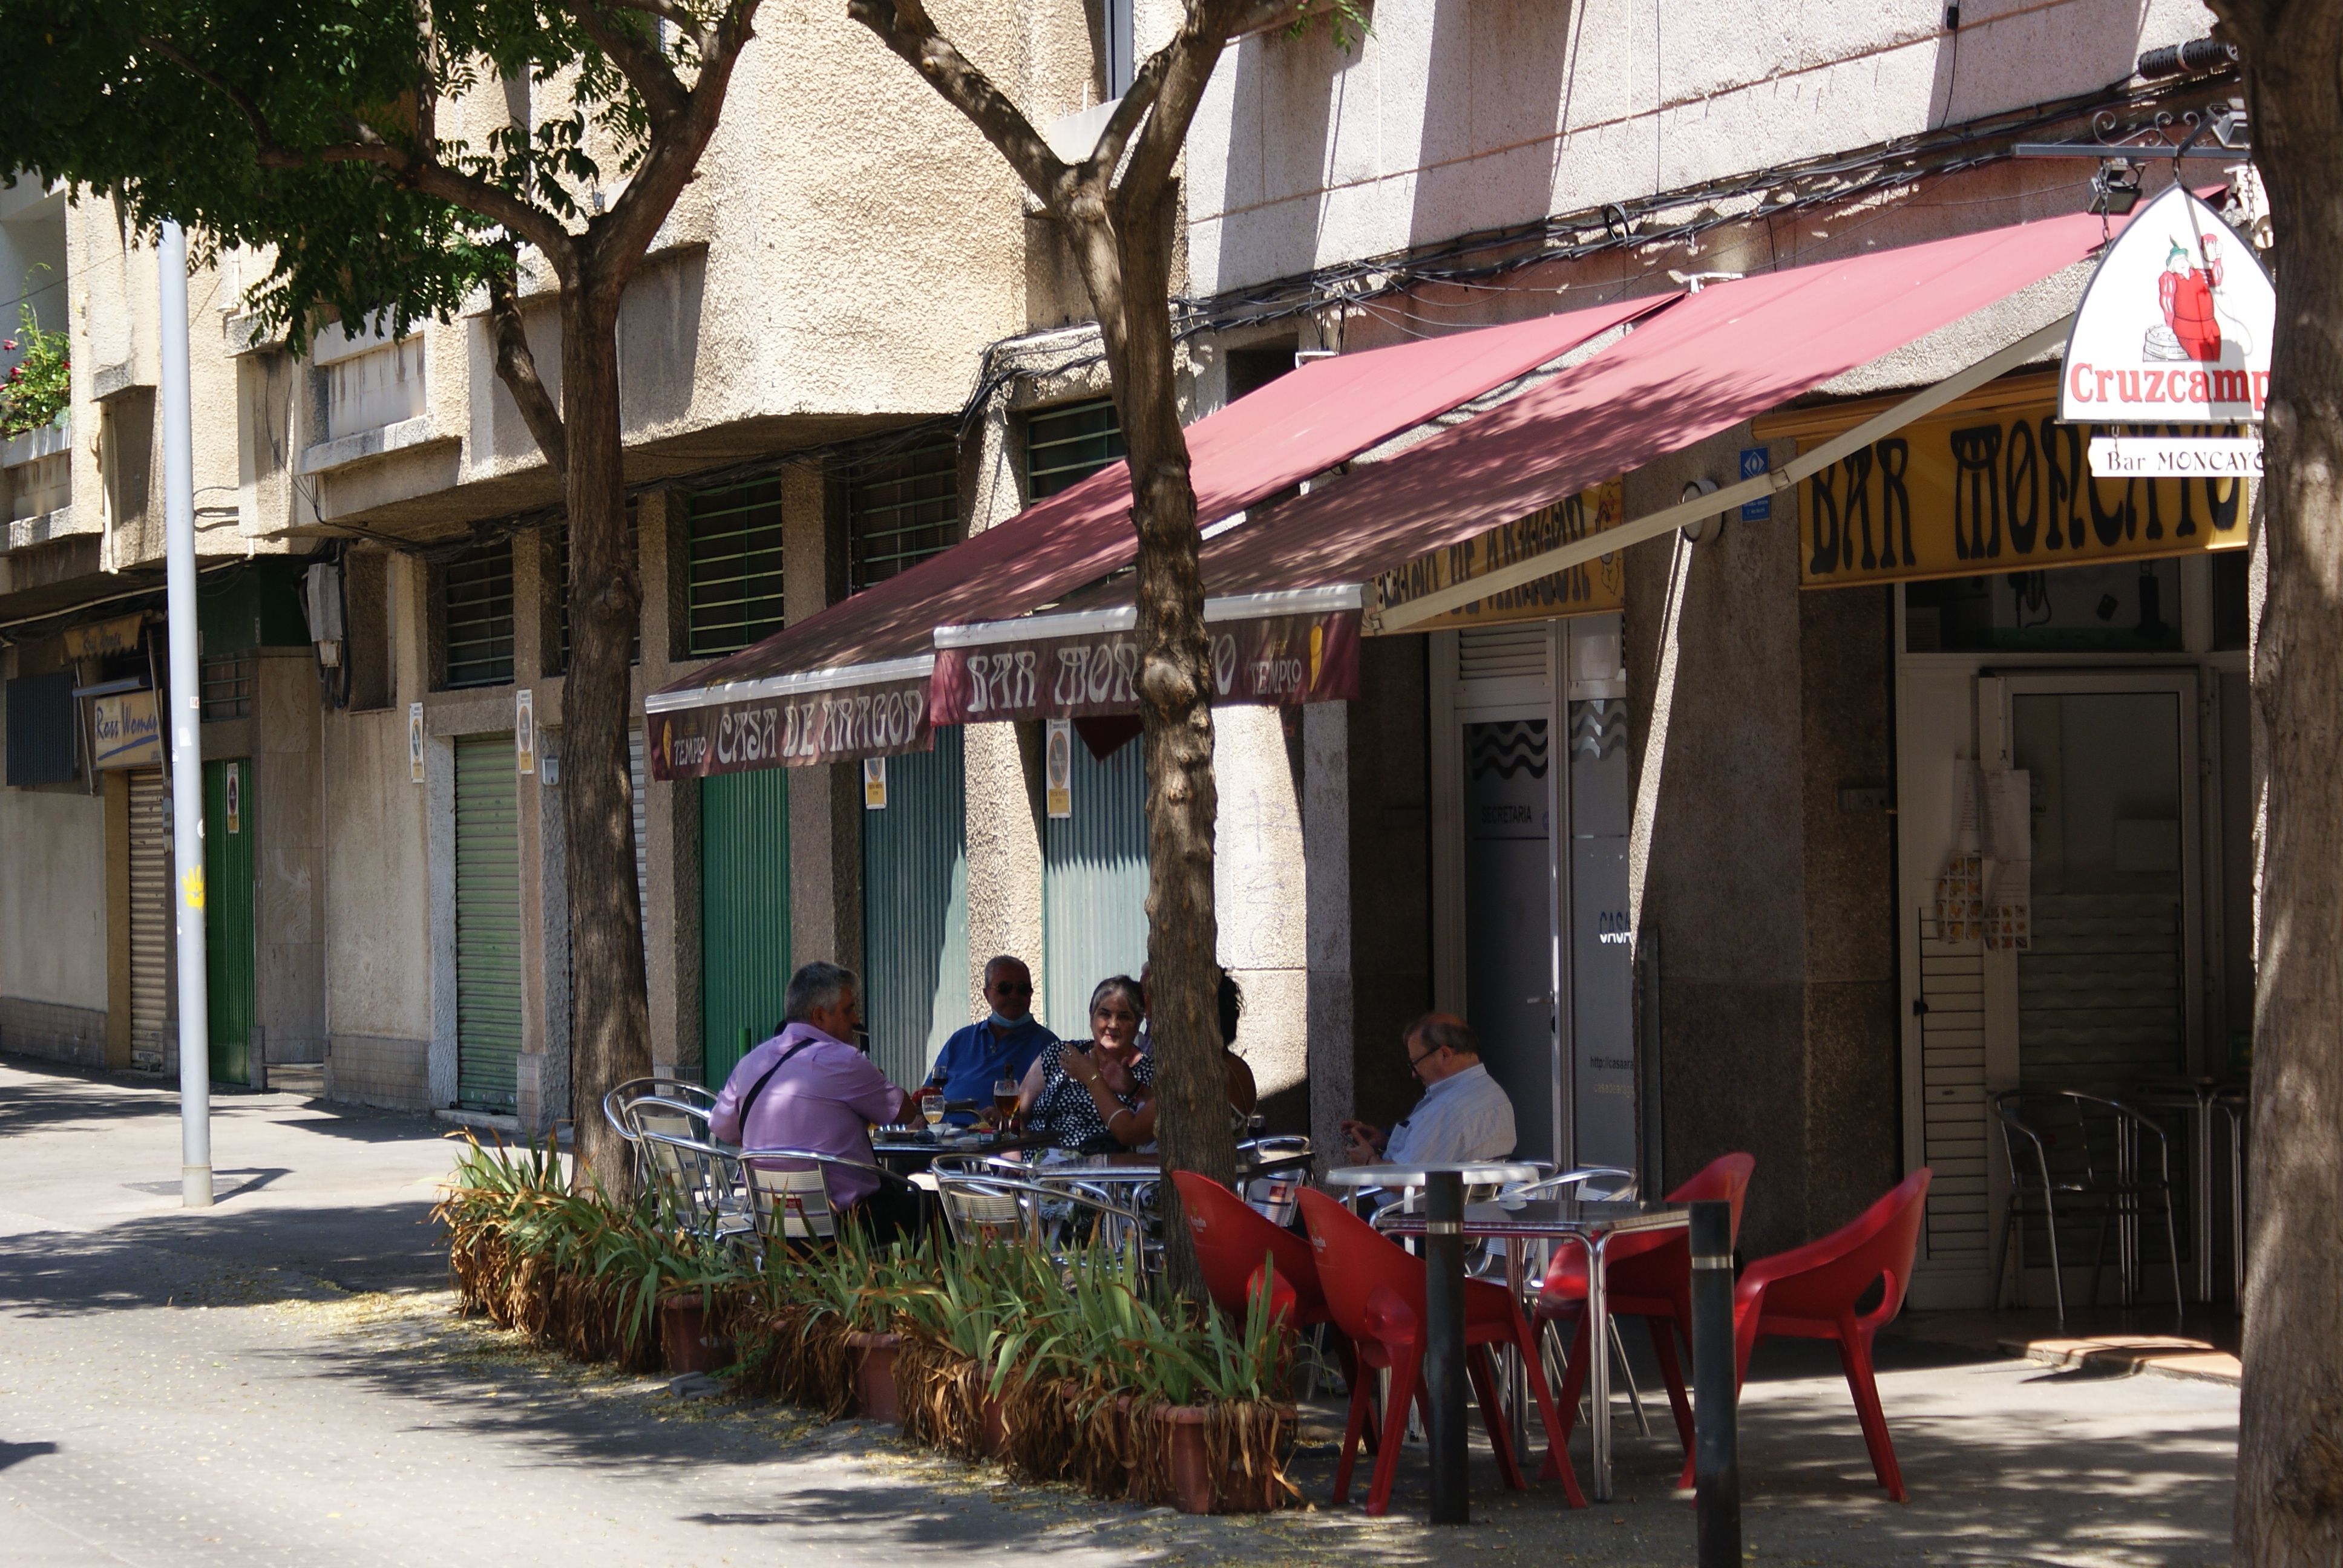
[987,1010,1027,1030]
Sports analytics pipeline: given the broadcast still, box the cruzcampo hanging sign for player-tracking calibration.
[2060,185,2276,426]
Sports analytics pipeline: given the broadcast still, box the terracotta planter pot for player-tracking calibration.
[978,1391,1009,1458]
[847,1331,903,1425]
[1153,1403,1296,1515]
[658,1293,733,1376]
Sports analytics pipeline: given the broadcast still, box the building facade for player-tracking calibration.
[0,0,2249,1318]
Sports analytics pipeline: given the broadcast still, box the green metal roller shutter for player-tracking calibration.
[700,768,790,1087]
[454,735,524,1111]
[862,728,969,1089]
[1041,733,1149,1036]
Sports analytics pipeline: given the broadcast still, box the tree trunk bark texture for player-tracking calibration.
[557,284,653,1192]
[2216,6,2343,1559]
[1071,192,1236,1299]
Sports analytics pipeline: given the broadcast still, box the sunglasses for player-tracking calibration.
[991,981,1034,995]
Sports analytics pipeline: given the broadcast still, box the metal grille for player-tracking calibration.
[1041,731,1149,1034]
[127,768,173,1062]
[700,767,791,1087]
[198,653,255,721]
[552,507,641,673]
[848,442,959,592]
[1916,912,1989,1269]
[862,728,969,1089]
[629,727,650,967]
[1457,626,1549,685]
[686,479,786,657]
[442,544,516,690]
[1026,399,1124,499]
[454,734,524,1111]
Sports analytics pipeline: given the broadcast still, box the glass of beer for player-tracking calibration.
[992,1079,1019,1128]
[921,1091,945,1131]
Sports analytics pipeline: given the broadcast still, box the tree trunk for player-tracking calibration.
[2221,7,2343,1560]
[557,281,652,1192]
[1078,192,1237,1299]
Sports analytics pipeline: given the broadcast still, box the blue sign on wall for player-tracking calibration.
[1739,446,1771,520]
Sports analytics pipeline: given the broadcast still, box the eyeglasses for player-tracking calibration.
[1406,1045,1442,1075]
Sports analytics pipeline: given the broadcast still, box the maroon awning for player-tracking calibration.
[646,292,1673,777]
[1188,209,2119,603]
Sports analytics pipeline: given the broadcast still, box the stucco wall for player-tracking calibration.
[320,706,433,1050]
[0,781,109,1015]
[1187,0,2220,296]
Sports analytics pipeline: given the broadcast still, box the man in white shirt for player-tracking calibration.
[1341,1013,1518,1166]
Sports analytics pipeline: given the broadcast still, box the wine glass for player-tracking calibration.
[992,1079,1019,1130]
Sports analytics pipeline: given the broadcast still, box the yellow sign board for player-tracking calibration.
[63,613,146,661]
[1374,479,1625,631]
[91,690,163,770]
[1788,398,2248,590]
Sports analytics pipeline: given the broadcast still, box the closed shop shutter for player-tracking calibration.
[862,727,968,1089]
[700,768,790,1087]
[454,735,524,1111]
[629,727,650,966]
[127,768,174,1060]
[1041,732,1149,1035]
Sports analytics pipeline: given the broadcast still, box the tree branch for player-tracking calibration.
[136,34,296,162]
[594,0,762,270]
[846,0,1075,209]
[600,0,716,56]
[487,258,568,473]
[1115,1,1252,217]
[557,0,692,125]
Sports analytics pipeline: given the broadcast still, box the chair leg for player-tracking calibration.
[1647,1316,1695,1454]
[1990,1196,2014,1312]
[1609,1316,1652,1437]
[1518,1316,1588,1508]
[1332,1359,1376,1506]
[1836,1327,1907,1503]
[2041,1187,2066,1324]
[2162,1187,2185,1327]
[1365,1345,1423,1517]
[1469,1345,1527,1491]
[1330,1332,1380,1455]
[1544,1309,1590,1446]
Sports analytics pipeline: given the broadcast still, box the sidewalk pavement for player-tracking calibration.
[0,1056,2239,1566]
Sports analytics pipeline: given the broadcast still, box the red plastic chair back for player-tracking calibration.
[1174,1171,1331,1327]
[1543,1152,1757,1299]
[1299,1187,1425,1339]
[1743,1168,1933,1327]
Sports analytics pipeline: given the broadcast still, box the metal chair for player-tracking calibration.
[1991,1089,2184,1321]
[738,1147,926,1249]
[638,1128,759,1253]
[933,1169,1153,1266]
[1499,1165,1647,1436]
[1236,1135,1313,1226]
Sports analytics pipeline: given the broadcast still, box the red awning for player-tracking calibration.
[646,291,1673,776]
[1191,209,2117,601]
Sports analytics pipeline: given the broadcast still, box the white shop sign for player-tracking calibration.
[2060,185,2275,426]
[2088,434,2264,479]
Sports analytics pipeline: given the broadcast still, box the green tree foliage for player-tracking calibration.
[0,0,765,1178]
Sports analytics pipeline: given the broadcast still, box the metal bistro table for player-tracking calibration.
[1014,1147,1320,1187]
[2125,1080,2249,1305]
[1373,1185,1693,1503]
[868,1127,1037,1174]
[1323,1162,1539,1522]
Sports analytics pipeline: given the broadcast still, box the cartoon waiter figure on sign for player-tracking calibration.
[2149,226,2250,364]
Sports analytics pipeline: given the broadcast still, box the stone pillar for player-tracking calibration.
[510,528,563,1132]
[782,462,862,978]
[1213,705,1309,1126]
[636,486,700,1080]
[1302,699,1354,1165]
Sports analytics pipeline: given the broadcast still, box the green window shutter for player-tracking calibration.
[685,479,786,657]
[862,727,969,1089]
[442,543,516,689]
[848,441,959,593]
[454,735,524,1111]
[1025,399,1125,499]
[700,768,791,1086]
[1041,733,1149,1035]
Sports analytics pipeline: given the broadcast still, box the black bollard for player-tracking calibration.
[1691,1198,1741,1566]
[1423,1169,1469,1524]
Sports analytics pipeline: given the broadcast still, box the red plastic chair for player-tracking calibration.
[1173,1171,1372,1446]
[1731,1168,1934,1502]
[1537,1152,1756,1469]
[1299,1187,1585,1515]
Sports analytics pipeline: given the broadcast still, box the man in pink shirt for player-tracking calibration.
[709,961,924,1240]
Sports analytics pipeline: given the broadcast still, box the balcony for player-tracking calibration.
[2,418,74,550]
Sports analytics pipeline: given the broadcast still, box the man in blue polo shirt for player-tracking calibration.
[926,955,1057,1122]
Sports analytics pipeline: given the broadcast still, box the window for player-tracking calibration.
[685,479,787,657]
[1225,342,1297,402]
[551,504,641,674]
[1102,0,1135,97]
[4,671,77,785]
[1025,398,1124,500]
[441,541,516,689]
[848,441,958,593]
[199,652,255,720]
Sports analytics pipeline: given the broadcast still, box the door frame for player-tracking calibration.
[1430,626,1571,1171]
